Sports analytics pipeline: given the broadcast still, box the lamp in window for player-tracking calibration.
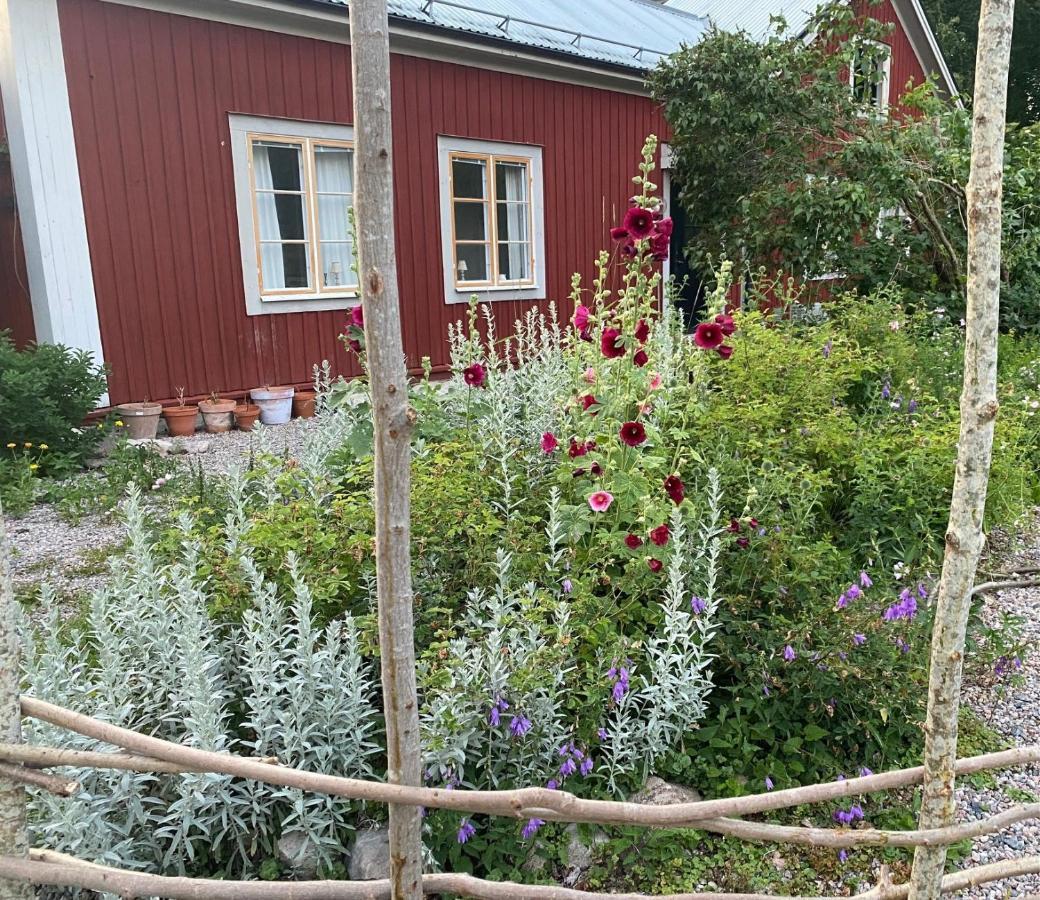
[457,259,468,281]
[328,260,342,287]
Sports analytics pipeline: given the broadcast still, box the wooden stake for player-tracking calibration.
[907,0,1015,895]
[348,2,423,897]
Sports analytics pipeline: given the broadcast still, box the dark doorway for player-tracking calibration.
[667,175,704,331]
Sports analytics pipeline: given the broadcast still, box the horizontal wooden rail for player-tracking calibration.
[15,697,1040,831]
[0,850,1036,900]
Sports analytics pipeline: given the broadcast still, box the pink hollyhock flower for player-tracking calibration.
[633,349,649,368]
[463,363,487,387]
[647,558,663,573]
[650,524,670,547]
[625,534,643,549]
[622,206,655,239]
[714,314,736,336]
[541,432,558,454]
[574,305,591,331]
[584,367,597,383]
[568,439,589,459]
[350,305,364,328]
[587,490,614,513]
[694,322,725,350]
[638,402,653,415]
[581,394,598,414]
[634,319,650,343]
[655,217,674,238]
[717,345,733,360]
[609,226,629,241]
[601,328,626,359]
[650,233,670,261]
[664,475,685,504]
[649,372,663,391]
[618,421,646,447]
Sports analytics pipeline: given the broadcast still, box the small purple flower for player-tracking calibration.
[908,399,918,413]
[509,715,532,738]
[884,594,918,622]
[580,756,594,777]
[833,809,853,826]
[839,849,849,863]
[853,633,867,646]
[917,582,928,599]
[845,584,862,601]
[691,596,707,614]
[609,664,630,702]
[457,820,476,844]
[896,637,910,653]
[859,767,874,777]
[521,818,545,840]
[562,579,573,594]
[859,571,873,588]
[782,644,797,662]
[765,776,775,791]
[822,339,833,359]
[597,728,608,741]
[849,804,864,821]
[837,592,849,609]
[838,651,848,661]
[882,381,891,400]
[488,707,501,727]
[560,757,577,778]
[546,779,559,790]
[763,683,771,697]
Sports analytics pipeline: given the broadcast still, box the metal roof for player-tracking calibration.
[320,0,709,70]
[663,0,816,38]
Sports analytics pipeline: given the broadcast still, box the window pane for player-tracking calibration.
[454,202,487,241]
[314,145,354,193]
[320,242,356,288]
[256,192,308,242]
[254,142,303,192]
[498,242,530,281]
[317,194,351,242]
[456,243,488,282]
[495,161,528,203]
[497,202,530,243]
[452,158,487,199]
[261,243,311,290]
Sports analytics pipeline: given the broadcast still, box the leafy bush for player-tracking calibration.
[0,332,108,475]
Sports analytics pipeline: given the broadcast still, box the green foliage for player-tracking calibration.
[0,331,108,474]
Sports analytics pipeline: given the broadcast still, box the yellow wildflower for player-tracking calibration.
[39,443,48,450]
[23,442,32,448]
[4,443,14,449]
[115,420,125,427]
[29,464,38,471]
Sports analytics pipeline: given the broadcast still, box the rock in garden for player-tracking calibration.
[564,822,609,874]
[276,830,322,879]
[629,776,703,805]
[348,826,390,880]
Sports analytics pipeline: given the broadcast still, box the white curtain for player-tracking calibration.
[315,147,356,287]
[253,144,287,289]
[498,162,529,282]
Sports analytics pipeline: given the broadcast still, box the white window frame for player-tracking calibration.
[230,114,359,316]
[437,136,546,304]
[848,39,892,115]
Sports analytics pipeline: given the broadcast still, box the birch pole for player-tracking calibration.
[907,1,1014,896]
[0,509,32,900]
[348,3,423,897]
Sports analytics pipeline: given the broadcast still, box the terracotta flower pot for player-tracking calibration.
[115,402,162,440]
[162,404,199,437]
[292,390,317,419]
[250,386,294,425]
[234,404,261,432]
[198,398,236,433]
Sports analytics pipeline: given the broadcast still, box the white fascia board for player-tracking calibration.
[98,0,653,96]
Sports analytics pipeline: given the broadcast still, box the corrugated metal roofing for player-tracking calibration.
[664,0,819,38]
[320,0,709,69]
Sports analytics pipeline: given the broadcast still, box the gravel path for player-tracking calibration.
[169,417,319,475]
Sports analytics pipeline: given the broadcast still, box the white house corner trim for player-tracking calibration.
[0,0,107,393]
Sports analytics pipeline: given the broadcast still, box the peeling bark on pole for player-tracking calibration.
[0,510,32,900]
[348,3,423,898]
[907,0,1014,896]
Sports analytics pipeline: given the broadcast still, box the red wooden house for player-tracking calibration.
[0,0,955,407]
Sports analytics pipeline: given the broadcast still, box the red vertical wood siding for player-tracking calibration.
[57,0,666,405]
[0,98,34,346]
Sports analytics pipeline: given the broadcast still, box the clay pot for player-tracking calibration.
[234,404,261,432]
[250,386,294,425]
[292,390,317,419]
[162,404,199,437]
[198,397,236,434]
[115,402,162,440]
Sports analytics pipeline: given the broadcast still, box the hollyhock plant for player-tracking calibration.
[633,349,649,368]
[625,534,643,549]
[634,319,650,343]
[717,345,733,360]
[649,524,670,546]
[649,372,663,391]
[541,432,558,454]
[694,321,725,350]
[647,558,663,573]
[588,490,614,513]
[574,305,591,332]
[609,226,629,241]
[568,439,590,459]
[714,313,735,336]
[619,421,647,447]
[622,206,655,239]
[350,304,364,328]
[601,327,626,359]
[664,474,685,504]
[463,363,487,388]
[581,394,598,413]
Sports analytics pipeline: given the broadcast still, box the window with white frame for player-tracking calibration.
[437,137,545,303]
[230,115,358,315]
[849,41,892,114]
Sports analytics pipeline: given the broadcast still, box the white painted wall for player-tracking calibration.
[0,0,107,399]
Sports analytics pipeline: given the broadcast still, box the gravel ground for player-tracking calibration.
[169,417,319,475]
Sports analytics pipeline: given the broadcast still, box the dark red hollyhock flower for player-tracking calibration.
[463,363,487,387]
[650,524,670,547]
[655,217,674,238]
[715,313,736,336]
[623,206,655,240]
[736,536,750,549]
[621,241,638,258]
[568,439,589,459]
[590,462,603,476]
[587,439,598,451]
[633,349,649,368]
[619,421,646,447]
[348,338,362,353]
[574,305,591,331]
[609,226,629,241]
[625,534,643,549]
[581,394,598,413]
[650,233,670,262]
[634,319,650,344]
[601,328,626,359]
[694,322,725,350]
[350,305,364,328]
[717,345,734,360]
[580,327,593,342]
[749,518,759,529]
[647,558,664,573]
[572,467,587,478]
[728,518,742,533]
[664,475,685,504]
